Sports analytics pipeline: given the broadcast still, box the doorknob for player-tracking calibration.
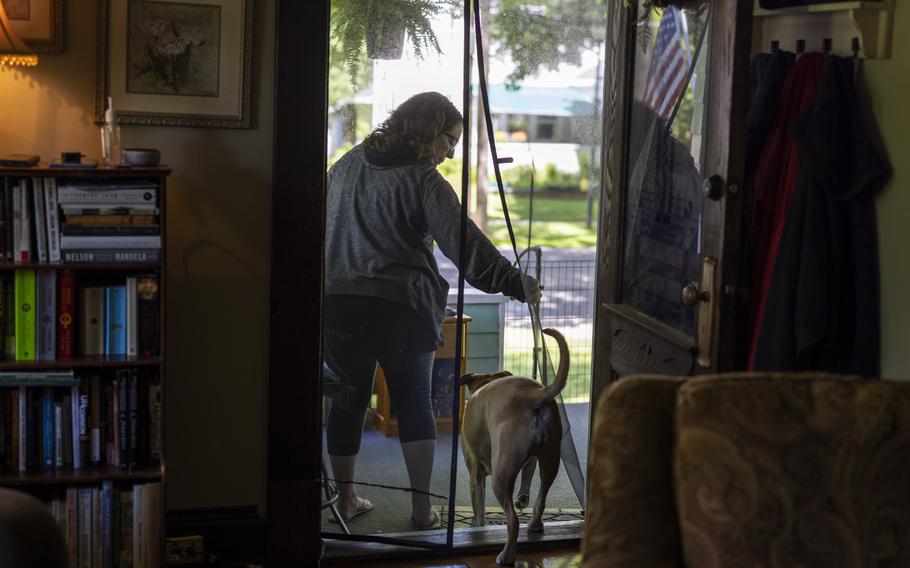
[679,258,718,368]
[681,283,709,307]
[703,175,723,200]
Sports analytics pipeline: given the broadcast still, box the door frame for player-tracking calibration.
[268,0,329,565]
[591,0,754,405]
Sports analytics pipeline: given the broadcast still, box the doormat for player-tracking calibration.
[437,505,584,528]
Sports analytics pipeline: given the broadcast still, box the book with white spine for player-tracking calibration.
[44,178,62,262]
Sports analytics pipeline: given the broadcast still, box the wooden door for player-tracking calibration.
[591,0,753,399]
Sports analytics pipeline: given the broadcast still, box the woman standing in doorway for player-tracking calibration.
[323,91,540,529]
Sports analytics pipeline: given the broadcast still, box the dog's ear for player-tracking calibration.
[459,373,477,386]
[462,370,513,392]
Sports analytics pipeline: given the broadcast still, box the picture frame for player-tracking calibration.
[95,0,253,129]
[1,0,64,52]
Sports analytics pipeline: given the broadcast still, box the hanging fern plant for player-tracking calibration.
[332,0,448,86]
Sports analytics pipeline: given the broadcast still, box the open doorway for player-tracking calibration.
[315,0,605,558]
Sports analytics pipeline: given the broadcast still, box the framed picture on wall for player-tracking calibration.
[95,0,253,128]
[1,0,63,52]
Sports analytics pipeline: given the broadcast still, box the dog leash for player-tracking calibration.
[466,0,587,511]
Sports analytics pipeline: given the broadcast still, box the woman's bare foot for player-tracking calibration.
[411,507,438,529]
[338,495,374,522]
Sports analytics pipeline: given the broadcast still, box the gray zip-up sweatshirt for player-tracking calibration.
[325,145,525,345]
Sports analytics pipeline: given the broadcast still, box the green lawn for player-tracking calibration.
[485,193,599,249]
[501,325,593,402]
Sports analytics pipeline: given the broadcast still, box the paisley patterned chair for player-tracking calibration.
[582,372,910,568]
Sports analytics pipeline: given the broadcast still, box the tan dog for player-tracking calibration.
[460,328,569,565]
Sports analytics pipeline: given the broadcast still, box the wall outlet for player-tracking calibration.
[166,535,205,565]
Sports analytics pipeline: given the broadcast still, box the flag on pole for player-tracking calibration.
[644,7,691,121]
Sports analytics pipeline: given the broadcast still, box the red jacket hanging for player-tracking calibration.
[747,53,826,369]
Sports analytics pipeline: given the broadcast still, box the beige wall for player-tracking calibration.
[865,3,910,380]
[0,2,275,513]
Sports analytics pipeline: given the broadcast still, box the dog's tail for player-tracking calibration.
[536,328,570,405]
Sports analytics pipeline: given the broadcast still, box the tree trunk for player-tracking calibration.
[473,0,492,233]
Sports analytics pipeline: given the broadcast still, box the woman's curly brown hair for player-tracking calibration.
[363,92,462,162]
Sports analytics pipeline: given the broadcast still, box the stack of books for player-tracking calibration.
[57,178,160,264]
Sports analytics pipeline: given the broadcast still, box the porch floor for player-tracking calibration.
[321,402,590,536]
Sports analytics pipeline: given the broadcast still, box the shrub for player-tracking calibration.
[501,163,582,192]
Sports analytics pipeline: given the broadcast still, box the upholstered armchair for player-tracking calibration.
[582,372,910,567]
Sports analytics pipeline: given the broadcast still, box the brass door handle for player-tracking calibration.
[679,259,717,368]
[681,283,709,307]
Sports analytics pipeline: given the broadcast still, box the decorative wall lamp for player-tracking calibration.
[0,1,38,66]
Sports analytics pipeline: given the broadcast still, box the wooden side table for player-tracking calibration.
[370,315,471,437]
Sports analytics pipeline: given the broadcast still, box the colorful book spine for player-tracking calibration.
[101,480,114,568]
[18,180,30,263]
[37,269,57,360]
[79,287,104,356]
[57,186,157,204]
[12,182,22,262]
[30,390,41,470]
[148,381,161,461]
[44,177,62,262]
[65,213,157,226]
[4,273,16,358]
[61,395,72,467]
[77,382,90,469]
[54,401,64,468]
[62,249,160,263]
[61,224,159,236]
[42,387,54,469]
[117,372,129,469]
[106,286,127,356]
[60,235,161,250]
[3,180,12,262]
[126,276,137,357]
[133,484,144,568]
[57,268,75,358]
[71,384,82,469]
[66,488,78,568]
[78,487,93,568]
[90,375,101,464]
[12,387,22,471]
[119,489,133,568]
[14,268,36,361]
[32,177,48,262]
[136,275,159,357]
[128,369,139,468]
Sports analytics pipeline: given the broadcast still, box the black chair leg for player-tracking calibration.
[322,460,351,535]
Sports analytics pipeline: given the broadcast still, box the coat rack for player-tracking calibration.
[753,0,894,58]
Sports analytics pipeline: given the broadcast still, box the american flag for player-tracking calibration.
[644,7,691,121]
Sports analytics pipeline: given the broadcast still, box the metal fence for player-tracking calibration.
[503,248,596,402]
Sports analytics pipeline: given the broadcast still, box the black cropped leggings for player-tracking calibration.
[324,295,438,456]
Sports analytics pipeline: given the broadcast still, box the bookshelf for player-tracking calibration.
[369,315,471,437]
[0,164,168,567]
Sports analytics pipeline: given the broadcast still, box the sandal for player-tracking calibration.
[329,496,374,523]
[412,509,441,530]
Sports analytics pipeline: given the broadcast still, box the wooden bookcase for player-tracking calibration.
[0,164,168,567]
[369,315,471,437]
